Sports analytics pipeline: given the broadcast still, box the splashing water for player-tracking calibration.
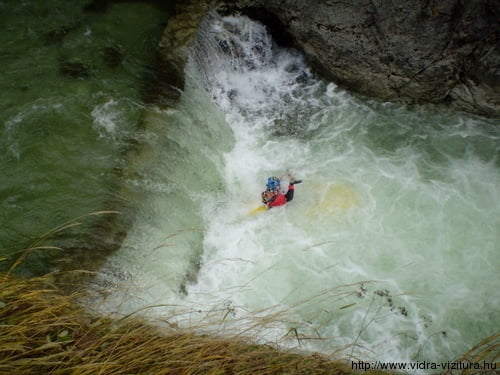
[93,12,499,366]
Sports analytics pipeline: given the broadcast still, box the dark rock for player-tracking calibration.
[45,26,71,45]
[59,58,91,78]
[101,45,124,68]
[84,0,109,13]
[84,0,178,13]
[45,22,81,45]
[216,0,500,117]
[155,0,211,104]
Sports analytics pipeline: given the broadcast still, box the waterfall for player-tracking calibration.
[90,11,499,368]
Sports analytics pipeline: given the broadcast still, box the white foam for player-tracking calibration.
[91,99,119,136]
[92,11,500,369]
[186,12,500,364]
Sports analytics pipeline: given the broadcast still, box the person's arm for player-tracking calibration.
[285,184,294,202]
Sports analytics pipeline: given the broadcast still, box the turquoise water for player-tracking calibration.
[91,13,499,366]
[0,0,167,273]
[1,4,498,370]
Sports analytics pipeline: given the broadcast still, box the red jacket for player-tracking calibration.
[267,184,294,208]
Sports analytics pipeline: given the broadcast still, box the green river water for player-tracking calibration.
[1,0,167,273]
[1,1,498,370]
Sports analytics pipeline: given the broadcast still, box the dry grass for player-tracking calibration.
[0,271,392,375]
[444,332,499,375]
[1,215,496,374]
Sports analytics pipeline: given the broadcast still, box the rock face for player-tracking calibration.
[156,0,211,104]
[216,0,499,117]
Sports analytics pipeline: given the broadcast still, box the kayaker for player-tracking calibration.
[261,173,301,208]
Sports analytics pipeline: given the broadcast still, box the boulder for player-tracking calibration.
[156,0,211,104]
[216,0,500,117]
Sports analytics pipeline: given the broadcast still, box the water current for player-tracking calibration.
[93,12,499,366]
[1,3,498,369]
[0,0,167,273]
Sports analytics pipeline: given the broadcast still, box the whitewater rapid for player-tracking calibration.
[91,12,499,366]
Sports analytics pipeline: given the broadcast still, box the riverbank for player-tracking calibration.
[1,2,498,373]
[2,268,497,374]
[1,270,391,375]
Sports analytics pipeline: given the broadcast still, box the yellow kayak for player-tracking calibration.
[250,182,357,217]
[249,205,267,215]
[249,178,302,216]
[307,183,358,216]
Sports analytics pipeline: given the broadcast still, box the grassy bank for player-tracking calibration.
[1,271,498,374]
[1,232,497,375]
[0,270,394,375]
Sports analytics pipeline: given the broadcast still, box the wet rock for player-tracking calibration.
[45,26,71,45]
[101,45,124,68]
[45,22,81,45]
[59,58,91,78]
[155,0,211,104]
[216,0,500,117]
[83,0,109,13]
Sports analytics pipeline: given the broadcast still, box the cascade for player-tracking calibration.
[91,12,499,367]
